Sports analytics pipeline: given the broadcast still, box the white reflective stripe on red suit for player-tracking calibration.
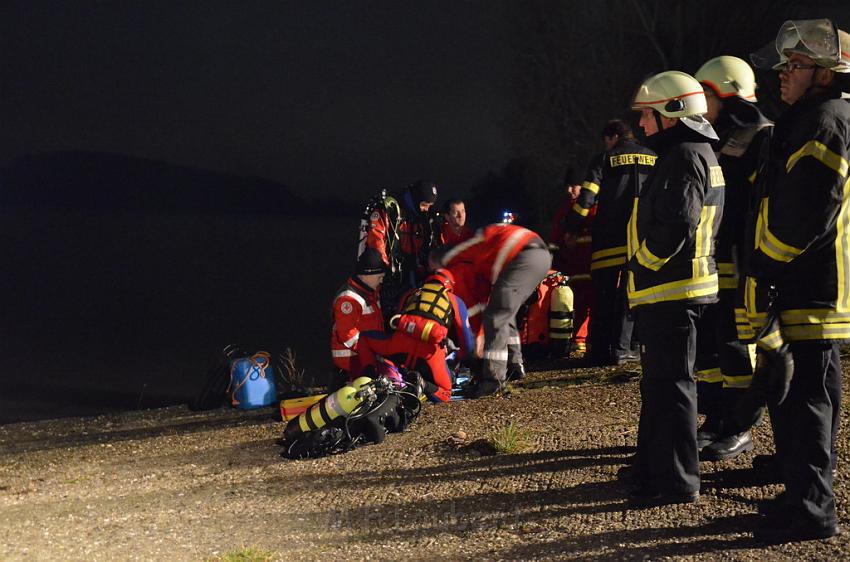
[337,290,375,314]
[491,228,533,284]
[342,332,360,349]
[441,233,485,264]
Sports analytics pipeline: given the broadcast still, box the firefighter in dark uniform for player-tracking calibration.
[624,71,724,508]
[745,19,850,542]
[692,56,773,461]
[565,119,656,366]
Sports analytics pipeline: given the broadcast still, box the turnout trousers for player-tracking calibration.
[482,247,551,383]
[633,303,705,495]
[771,341,841,527]
[696,289,755,431]
[589,267,633,363]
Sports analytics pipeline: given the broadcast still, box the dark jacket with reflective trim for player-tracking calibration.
[626,122,725,309]
[745,91,850,342]
[565,140,656,272]
[712,104,773,292]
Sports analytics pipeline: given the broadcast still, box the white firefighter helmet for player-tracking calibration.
[632,71,708,117]
[695,56,758,101]
[632,71,717,140]
[773,18,850,73]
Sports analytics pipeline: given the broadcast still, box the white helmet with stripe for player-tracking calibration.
[632,71,708,118]
[695,56,758,101]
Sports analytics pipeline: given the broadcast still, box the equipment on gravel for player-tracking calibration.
[279,366,422,459]
[228,351,277,409]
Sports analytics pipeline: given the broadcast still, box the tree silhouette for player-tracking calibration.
[504,0,848,231]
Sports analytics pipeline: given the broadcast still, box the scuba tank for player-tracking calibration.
[358,189,405,317]
[283,376,372,441]
[357,189,402,265]
[279,371,423,459]
[548,273,574,357]
[518,271,573,358]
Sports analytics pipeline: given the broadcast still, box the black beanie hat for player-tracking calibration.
[356,248,387,275]
[563,167,581,186]
[408,180,438,204]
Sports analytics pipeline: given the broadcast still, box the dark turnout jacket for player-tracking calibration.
[711,103,773,291]
[626,121,725,309]
[745,91,850,342]
[565,139,657,272]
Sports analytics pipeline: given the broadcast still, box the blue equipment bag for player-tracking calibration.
[229,351,277,409]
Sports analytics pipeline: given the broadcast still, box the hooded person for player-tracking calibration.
[365,180,441,312]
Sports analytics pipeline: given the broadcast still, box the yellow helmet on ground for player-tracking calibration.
[696,56,757,101]
[773,19,850,73]
[632,71,708,118]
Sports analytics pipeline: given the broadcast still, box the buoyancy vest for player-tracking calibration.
[396,279,452,345]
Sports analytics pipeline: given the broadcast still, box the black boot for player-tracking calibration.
[697,417,723,450]
[507,363,526,381]
[699,430,754,461]
[463,379,502,399]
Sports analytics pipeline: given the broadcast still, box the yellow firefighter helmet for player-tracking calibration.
[696,56,758,101]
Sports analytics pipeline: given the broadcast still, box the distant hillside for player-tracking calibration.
[0,151,348,215]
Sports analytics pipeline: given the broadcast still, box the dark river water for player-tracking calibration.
[0,210,354,423]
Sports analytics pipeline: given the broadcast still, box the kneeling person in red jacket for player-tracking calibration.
[330,248,387,379]
[357,269,474,402]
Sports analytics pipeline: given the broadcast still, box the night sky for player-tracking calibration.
[1,2,515,202]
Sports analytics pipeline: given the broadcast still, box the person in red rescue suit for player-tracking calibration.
[565,120,656,366]
[550,169,595,355]
[356,269,475,402]
[433,223,552,399]
[366,180,441,309]
[441,198,474,245]
[330,248,387,379]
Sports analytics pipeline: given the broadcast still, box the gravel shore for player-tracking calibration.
[1,358,847,561]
